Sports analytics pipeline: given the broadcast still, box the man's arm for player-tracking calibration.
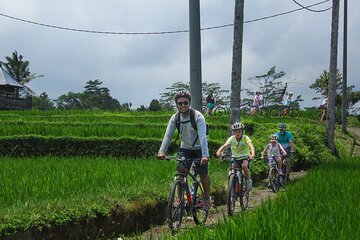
[158,114,177,156]
[196,113,209,158]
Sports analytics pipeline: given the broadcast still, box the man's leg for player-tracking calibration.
[286,157,291,180]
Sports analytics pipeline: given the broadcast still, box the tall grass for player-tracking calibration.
[0,156,228,233]
[170,157,360,240]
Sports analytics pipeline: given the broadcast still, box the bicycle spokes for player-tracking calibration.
[167,180,184,230]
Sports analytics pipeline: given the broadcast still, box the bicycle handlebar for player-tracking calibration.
[220,154,250,162]
[163,156,202,162]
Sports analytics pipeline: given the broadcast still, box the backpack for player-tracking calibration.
[174,108,209,146]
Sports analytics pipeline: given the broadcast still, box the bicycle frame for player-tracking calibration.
[165,157,208,230]
[173,165,200,207]
[268,156,284,192]
[222,155,250,214]
[228,160,245,193]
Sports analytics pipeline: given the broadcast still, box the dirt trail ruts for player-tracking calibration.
[124,171,306,240]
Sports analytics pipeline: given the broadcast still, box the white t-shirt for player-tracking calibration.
[267,142,281,157]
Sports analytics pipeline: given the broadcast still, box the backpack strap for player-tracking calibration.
[174,109,199,146]
[190,109,199,147]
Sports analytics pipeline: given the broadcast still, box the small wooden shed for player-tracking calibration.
[0,64,32,110]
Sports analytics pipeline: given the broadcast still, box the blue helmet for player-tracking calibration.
[279,123,286,130]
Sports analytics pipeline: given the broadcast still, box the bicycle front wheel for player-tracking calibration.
[240,177,249,211]
[192,181,209,225]
[270,169,280,193]
[290,109,300,118]
[227,174,237,216]
[167,179,184,231]
[214,106,227,116]
[270,108,281,118]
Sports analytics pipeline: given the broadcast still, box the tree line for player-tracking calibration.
[1,51,359,113]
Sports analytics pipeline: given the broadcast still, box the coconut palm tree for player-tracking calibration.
[3,51,43,95]
[327,0,340,154]
[229,0,245,131]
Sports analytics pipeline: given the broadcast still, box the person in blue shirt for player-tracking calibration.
[275,123,295,181]
[280,92,293,117]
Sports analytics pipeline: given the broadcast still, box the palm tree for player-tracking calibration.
[3,51,31,85]
[327,0,340,154]
[229,0,245,132]
[3,51,43,95]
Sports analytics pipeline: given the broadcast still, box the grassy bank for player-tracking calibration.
[162,157,360,240]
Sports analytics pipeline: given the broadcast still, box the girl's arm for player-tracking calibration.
[248,141,255,160]
[261,144,269,158]
[216,143,230,157]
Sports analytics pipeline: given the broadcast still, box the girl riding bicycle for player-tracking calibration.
[260,134,287,188]
[215,122,255,191]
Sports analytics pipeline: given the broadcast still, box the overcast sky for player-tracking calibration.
[1,0,359,108]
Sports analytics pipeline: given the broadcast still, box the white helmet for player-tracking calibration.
[232,122,245,131]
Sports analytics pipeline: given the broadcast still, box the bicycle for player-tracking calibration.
[163,156,209,231]
[270,105,300,118]
[221,155,250,216]
[265,156,285,193]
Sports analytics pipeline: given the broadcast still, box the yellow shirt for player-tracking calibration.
[226,135,252,157]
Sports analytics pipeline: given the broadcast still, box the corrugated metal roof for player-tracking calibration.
[0,66,24,88]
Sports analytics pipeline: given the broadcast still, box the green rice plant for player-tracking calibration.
[170,157,360,240]
[0,156,228,235]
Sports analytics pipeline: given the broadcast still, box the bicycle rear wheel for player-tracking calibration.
[226,174,237,216]
[167,179,184,231]
[192,181,209,225]
[257,107,268,117]
[240,177,249,211]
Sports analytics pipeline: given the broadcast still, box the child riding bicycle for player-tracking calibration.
[215,122,255,191]
[260,134,287,188]
[249,91,261,115]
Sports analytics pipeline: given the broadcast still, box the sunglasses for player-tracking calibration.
[177,101,189,106]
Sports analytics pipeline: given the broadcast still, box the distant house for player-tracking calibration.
[0,64,32,110]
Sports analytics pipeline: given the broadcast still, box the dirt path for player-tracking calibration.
[122,127,360,240]
[348,127,360,156]
[124,171,306,240]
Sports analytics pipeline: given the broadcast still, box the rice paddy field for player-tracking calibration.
[165,157,360,240]
[0,109,358,239]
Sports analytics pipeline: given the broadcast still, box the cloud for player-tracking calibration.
[1,0,359,108]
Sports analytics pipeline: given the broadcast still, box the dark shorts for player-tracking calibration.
[179,148,208,175]
[281,147,292,159]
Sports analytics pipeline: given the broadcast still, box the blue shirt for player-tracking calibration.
[276,131,294,149]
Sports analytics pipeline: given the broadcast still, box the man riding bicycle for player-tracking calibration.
[275,123,295,181]
[215,122,255,191]
[157,91,211,210]
[280,92,293,117]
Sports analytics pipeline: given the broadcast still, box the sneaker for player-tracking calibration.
[278,169,284,175]
[247,179,253,191]
[267,183,272,188]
